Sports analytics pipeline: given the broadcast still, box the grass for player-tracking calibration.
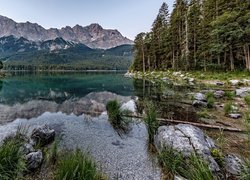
[158,147,186,178]
[224,91,236,100]
[241,158,250,180]
[55,149,106,180]
[158,146,214,180]
[143,102,158,144]
[224,102,233,115]
[244,95,250,106]
[0,131,26,179]
[106,100,131,134]
[205,92,215,108]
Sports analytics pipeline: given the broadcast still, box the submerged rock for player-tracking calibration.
[25,150,43,170]
[224,154,243,176]
[154,124,220,172]
[31,124,55,146]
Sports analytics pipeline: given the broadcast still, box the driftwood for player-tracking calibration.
[123,115,246,133]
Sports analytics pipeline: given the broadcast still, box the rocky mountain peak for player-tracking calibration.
[0,15,133,49]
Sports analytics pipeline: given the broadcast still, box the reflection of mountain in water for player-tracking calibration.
[0,91,132,124]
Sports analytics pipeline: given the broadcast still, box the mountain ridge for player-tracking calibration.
[0,15,133,49]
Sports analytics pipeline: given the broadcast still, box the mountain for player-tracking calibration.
[0,36,134,70]
[0,15,133,49]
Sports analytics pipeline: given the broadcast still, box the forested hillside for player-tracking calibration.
[131,0,250,72]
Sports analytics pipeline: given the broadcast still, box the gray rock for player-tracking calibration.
[154,124,220,172]
[194,93,206,101]
[214,90,225,98]
[25,150,43,170]
[31,124,55,146]
[216,81,224,86]
[193,100,208,108]
[224,154,243,176]
[236,87,250,97]
[20,143,35,155]
[228,113,242,119]
[229,80,240,86]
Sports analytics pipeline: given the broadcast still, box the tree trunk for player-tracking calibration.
[229,45,234,71]
[147,56,150,71]
[243,44,250,70]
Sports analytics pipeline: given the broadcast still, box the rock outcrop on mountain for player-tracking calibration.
[0,15,133,49]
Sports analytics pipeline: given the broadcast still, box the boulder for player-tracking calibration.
[121,99,136,113]
[194,93,206,101]
[25,150,43,170]
[229,80,240,86]
[31,125,55,146]
[224,154,243,176]
[214,90,225,98]
[236,87,250,97]
[154,124,220,172]
[20,143,35,155]
[192,100,208,108]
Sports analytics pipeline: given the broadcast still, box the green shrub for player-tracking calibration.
[144,102,158,144]
[0,135,26,179]
[224,102,233,115]
[244,95,250,106]
[106,100,130,133]
[55,149,106,180]
[211,148,224,167]
[197,110,211,119]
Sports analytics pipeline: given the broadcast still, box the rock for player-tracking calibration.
[224,154,243,176]
[228,113,242,119]
[229,80,240,86]
[193,100,208,108]
[121,99,136,113]
[174,175,187,180]
[188,78,195,82]
[154,124,220,172]
[216,81,224,86]
[236,87,250,97]
[31,125,55,146]
[194,93,206,101]
[214,90,225,98]
[242,79,250,86]
[25,150,43,170]
[20,143,35,155]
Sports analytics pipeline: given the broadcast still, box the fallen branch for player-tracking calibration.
[123,115,246,133]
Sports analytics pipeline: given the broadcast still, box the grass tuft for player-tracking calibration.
[244,95,250,106]
[106,100,131,134]
[205,92,215,108]
[55,149,106,180]
[0,132,26,179]
[144,102,158,144]
[224,102,233,115]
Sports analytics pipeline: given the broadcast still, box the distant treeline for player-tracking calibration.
[131,0,250,72]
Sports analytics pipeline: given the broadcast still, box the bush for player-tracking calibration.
[55,149,106,180]
[244,95,250,106]
[224,91,235,100]
[0,135,26,179]
[144,102,158,144]
[106,100,130,133]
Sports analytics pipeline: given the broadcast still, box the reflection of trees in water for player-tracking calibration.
[0,80,2,92]
[133,79,198,122]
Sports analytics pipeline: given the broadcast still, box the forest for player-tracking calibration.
[131,0,250,72]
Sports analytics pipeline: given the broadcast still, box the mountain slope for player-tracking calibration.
[0,15,133,49]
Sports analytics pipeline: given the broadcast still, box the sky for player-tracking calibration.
[0,0,174,40]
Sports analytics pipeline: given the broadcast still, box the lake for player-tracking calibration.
[0,72,194,179]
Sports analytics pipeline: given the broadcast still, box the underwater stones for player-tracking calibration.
[154,124,220,172]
